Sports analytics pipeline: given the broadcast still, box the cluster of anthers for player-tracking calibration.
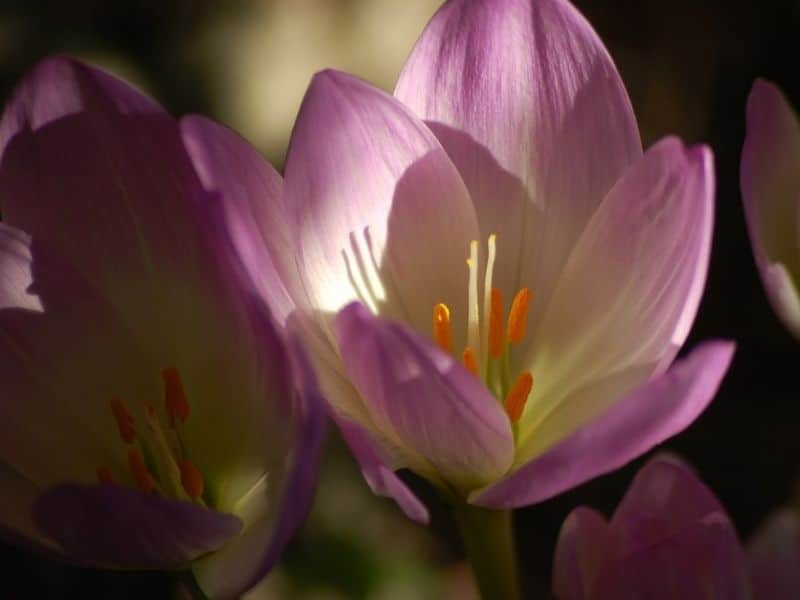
[96,367,207,505]
[432,235,533,431]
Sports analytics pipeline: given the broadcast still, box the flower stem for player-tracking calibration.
[453,502,521,600]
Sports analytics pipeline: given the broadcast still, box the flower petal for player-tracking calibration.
[395,0,641,316]
[33,484,242,569]
[0,54,161,151]
[284,69,479,350]
[334,302,514,491]
[526,138,714,428]
[336,416,429,524]
[591,515,750,600]
[611,456,725,536]
[748,508,800,600]
[552,507,611,600]
[0,225,148,487]
[180,116,296,325]
[470,341,734,508]
[741,79,800,338]
[192,333,326,598]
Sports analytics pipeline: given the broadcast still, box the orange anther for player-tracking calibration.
[462,347,479,376]
[163,367,190,427]
[507,288,532,344]
[505,372,533,423]
[432,303,453,353]
[128,447,156,493]
[110,397,135,444]
[489,287,504,358]
[178,459,205,499]
[96,465,116,485]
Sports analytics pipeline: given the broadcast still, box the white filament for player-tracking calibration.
[467,240,481,366]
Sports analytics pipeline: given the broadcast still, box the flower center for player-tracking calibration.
[96,367,207,506]
[432,235,534,427]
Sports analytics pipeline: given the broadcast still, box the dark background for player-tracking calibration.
[1,0,799,597]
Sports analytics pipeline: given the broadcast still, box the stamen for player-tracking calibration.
[163,367,190,427]
[432,303,453,353]
[110,397,135,444]
[507,288,532,344]
[462,347,479,376]
[481,234,498,365]
[466,240,481,363]
[489,287,504,359]
[505,372,533,423]
[96,465,116,485]
[128,447,156,493]
[179,459,205,499]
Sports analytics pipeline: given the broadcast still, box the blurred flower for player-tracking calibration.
[748,507,800,599]
[0,56,324,598]
[741,80,800,339]
[553,455,751,599]
[244,0,732,521]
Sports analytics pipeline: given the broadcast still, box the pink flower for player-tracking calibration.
[552,455,751,599]
[0,57,324,598]
[218,0,733,521]
[741,80,800,339]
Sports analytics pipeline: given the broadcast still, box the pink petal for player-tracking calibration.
[529,138,715,420]
[470,341,734,508]
[0,57,221,314]
[284,69,479,349]
[552,507,612,600]
[0,225,147,486]
[741,79,800,338]
[334,302,514,492]
[180,116,297,325]
[553,457,750,600]
[591,517,749,600]
[33,483,242,569]
[193,333,326,598]
[748,507,800,600]
[336,416,429,524]
[611,456,726,539]
[395,0,641,323]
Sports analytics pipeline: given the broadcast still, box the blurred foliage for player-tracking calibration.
[3,0,800,597]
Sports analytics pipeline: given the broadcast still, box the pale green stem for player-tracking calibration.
[453,502,521,600]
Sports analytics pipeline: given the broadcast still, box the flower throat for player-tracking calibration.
[432,235,533,426]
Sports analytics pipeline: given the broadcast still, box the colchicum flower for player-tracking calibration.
[741,80,800,339]
[0,57,324,598]
[246,0,734,518]
[553,455,751,599]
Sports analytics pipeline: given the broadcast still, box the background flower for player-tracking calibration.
[553,455,751,599]
[0,57,324,598]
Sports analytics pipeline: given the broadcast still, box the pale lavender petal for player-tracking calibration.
[529,138,714,421]
[180,116,297,324]
[611,456,725,537]
[591,516,750,600]
[193,332,326,598]
[552,507,611,600]
[284,69,479,351]
[741,80,800,338]
[471,341,734,508]
[0,54,160,150]
[748,507,800,600]
[334,302,513,491]
[0,226,147,486]
[396,0,641,323]
[336,416,429,524]
[33,484,241,569]
[0,56,242,332]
